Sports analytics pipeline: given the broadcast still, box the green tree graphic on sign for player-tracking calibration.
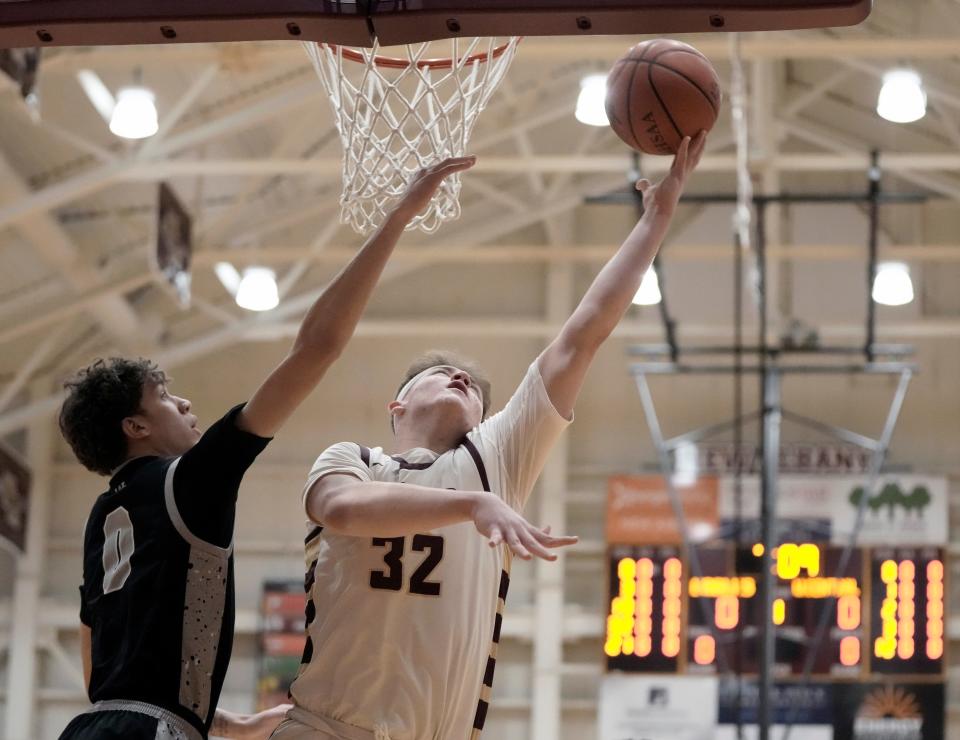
[906,485,931,517]
[848,483,931,519]
[877,483,905,520]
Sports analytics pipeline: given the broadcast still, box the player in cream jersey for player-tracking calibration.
[289,360,568,740]
[275,133,706,740]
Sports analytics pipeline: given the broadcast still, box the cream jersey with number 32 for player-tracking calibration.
[290,360,570,740]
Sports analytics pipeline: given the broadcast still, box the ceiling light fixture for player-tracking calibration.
[575,73,610,127]
[213,262,242,296]
[632,268,662,306]
[872,261,914,306]
[76,69,116,122]
[109,86,159,139]
[876,69,926,124]
[235,266,280,312]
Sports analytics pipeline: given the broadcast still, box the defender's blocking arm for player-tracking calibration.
[237,157,477,438]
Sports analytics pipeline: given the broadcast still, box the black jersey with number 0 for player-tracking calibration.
[78,404,270,738]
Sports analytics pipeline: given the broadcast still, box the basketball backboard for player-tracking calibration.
[370,1,874,45]
[0,0,872,49]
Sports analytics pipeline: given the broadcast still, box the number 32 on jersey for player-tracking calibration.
[370,535,444,596]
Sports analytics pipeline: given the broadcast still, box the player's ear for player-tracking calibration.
[121,415,149,440]
[388,400,404,430]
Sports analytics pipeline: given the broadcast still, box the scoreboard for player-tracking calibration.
[604,542,945,678]
[870,548,945,675]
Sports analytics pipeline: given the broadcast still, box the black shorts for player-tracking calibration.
[59,700,203,740]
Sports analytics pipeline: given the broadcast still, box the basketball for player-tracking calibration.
[605,39,722,156]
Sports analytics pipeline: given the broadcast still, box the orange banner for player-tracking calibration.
[606,475,719,545]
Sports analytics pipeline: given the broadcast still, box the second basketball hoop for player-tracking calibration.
[304,37,521,235]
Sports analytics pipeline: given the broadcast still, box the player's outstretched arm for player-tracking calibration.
[211,704,292,740]
[237,157,477,438]
[307,474,577,561]
[537,133,706,419]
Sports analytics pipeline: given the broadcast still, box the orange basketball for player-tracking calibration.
[605,39,722,156]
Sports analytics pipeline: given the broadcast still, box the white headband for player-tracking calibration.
[395,365,458,403]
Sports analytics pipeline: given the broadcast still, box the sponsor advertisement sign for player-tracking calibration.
[717,475,947,546]
[607,476,718,545]
[599,674,717,740]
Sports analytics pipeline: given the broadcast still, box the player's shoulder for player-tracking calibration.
[458,427,502,475]
[314,441,380,461]
[465,418,501,455]
[92,458,172,516]
[309,442,396,478]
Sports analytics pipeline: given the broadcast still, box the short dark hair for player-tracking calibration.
[394,350,492,431]
[59,358,167,475]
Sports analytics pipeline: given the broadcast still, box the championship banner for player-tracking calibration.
[0,441,30,552]
[607,475,718,545]
[154,183,193,308]
[598,674,717,740]
[717,475,947,546]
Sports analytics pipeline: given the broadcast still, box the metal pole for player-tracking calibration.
[755,192,776,740]
[865,150,881,362]
[733,227,746,738]
[587,190,927,206]
[629,344,913,357]
[631,362,917,375]
[758,366,781,740]
[652,256,679,363]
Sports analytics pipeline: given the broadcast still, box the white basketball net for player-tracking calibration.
[304,37,521,235]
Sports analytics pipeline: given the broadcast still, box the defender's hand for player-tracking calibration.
[239,704,292,740]
[471,493,578,561]
[394,156,477,221]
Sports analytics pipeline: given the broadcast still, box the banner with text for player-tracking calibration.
[718,475,947,546]
[599,674,717,740]
[607,476,719,545]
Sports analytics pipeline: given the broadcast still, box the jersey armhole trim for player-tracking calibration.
[164,457,234,557]
[461,438,491,493]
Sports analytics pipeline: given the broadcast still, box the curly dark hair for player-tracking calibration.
[393,350,491,432]
[59,358,167,475]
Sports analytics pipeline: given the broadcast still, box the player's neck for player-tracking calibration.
[392,420,463,456]
[124,437,191,462]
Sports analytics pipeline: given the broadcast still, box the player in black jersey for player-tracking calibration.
[56,158,476,740]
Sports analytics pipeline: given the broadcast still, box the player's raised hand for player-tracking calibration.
[471,493,578,561]
[634,130,707,215]
[395,156,477,220]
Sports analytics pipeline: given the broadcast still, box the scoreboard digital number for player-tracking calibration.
[869,547,945,675]
[604,543,945,678]
[605,545,683,673]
